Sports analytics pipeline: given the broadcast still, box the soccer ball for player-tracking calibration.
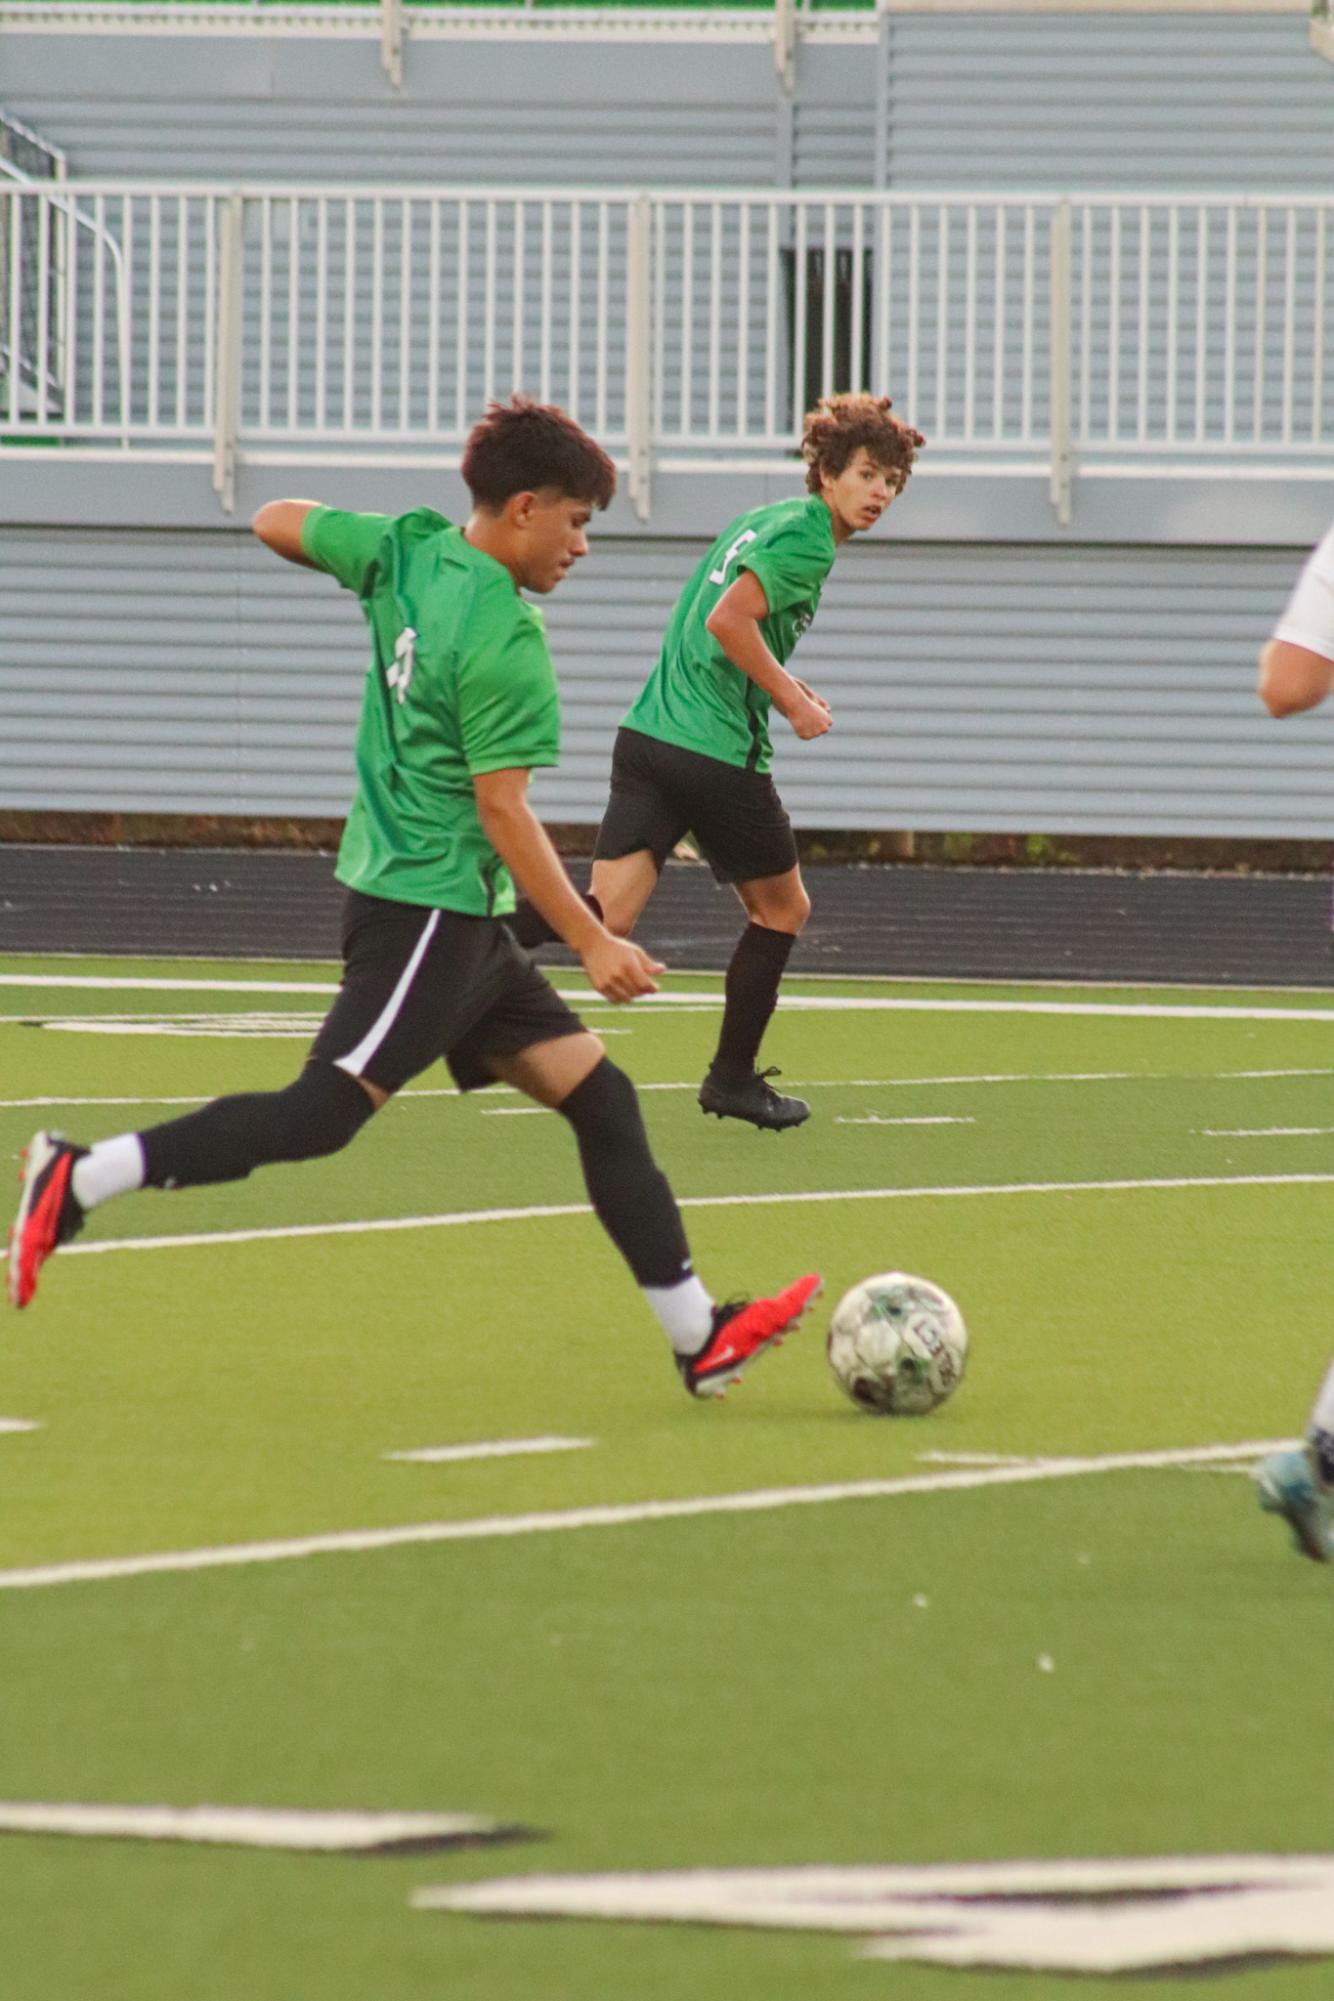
[826,1271,968,1416]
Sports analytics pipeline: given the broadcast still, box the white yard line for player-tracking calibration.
[0,1171,1328,1269]
[0,1088,483,1110]
[918,1451,1045,1467]
[1231,1068,1334,1079]
[0,1095,226,1111]
[37,1024,318,1038]
[1201,1127,1334,1138]
[1,1069,1327,1116]
[918,1444,1292,1471]
[0,1441,1294,1595]
[0,976,339,995]
[1,974,1332,1022]
[634,995,1334,1021]
[8,946,1334,996]
[384,1436,593,1466]
[834,1116,975,1128]
[0,1419,40,1436]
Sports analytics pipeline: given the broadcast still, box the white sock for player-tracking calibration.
[71,1134,146,1212]
[643,1273,715,1355]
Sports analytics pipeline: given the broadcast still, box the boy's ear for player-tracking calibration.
[507,490,539,529]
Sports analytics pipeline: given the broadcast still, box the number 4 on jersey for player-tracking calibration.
[386,627,417,706]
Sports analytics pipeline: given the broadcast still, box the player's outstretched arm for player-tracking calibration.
[706,571,831,740]
[251,499,323,569]
[1258,638,1334,718]
[474,769,664,1003]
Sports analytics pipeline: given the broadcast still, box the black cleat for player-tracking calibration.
[697,1065,810,1132]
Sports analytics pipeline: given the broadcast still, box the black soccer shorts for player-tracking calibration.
[309,889,588,1094]
[592,726,799,885]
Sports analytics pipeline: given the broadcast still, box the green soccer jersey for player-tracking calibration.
[301,504,560,916]
[622,494,836,772]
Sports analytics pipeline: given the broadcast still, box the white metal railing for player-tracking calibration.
[4,182,1334,523]
[0,167,131,441]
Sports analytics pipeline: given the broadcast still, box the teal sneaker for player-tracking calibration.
[1254,1447,1333,1563]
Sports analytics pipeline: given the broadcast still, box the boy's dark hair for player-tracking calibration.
[801,393,926,496]
[462,396,617,512]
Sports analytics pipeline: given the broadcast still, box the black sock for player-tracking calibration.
[557,1059,692,1288]
[505,889,603,950]
[139,1063,375,1189]
[710,923,796,1078]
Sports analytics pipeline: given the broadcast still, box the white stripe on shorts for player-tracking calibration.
[333,908,441,1082]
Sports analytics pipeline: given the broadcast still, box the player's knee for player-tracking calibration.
[555,1056,645,1147]
[276,1062,379,1161]
[590,882,637,937]
[785,887,813,933]
[753,891,810,935]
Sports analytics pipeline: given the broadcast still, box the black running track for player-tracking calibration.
[1,844,1331,987]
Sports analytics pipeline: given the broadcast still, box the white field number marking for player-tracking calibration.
[13,1016,629,1042]
[416,1853,1334,1976]
[0,1802,508,1853]
[0,1441,1297,1595]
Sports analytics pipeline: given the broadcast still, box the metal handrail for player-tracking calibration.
[3,181,1333,526]
[0,160,131,442]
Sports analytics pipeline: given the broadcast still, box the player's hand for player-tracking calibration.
[792,676,832,715]
[782,682,832,740]
[580,931,664,1004]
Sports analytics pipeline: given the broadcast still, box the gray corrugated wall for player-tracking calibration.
[5,18,1333,193]
[882,16,1334,190]
[0,39,792,185]
[3,526,1330,837]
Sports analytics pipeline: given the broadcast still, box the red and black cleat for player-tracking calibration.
[678,1272,822,1398]
[7,1131,86,1309]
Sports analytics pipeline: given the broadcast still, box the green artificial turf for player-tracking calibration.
[1,955,1331,1998]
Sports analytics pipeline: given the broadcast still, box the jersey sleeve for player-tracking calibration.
[739,515,834,616]
[456,599,561,776]
[1273,522,1334,663]
[300,506,391,597]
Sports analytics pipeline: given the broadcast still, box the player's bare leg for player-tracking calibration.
[589,848,660,938]
[699,864,812,1131]
[504,849,658,952]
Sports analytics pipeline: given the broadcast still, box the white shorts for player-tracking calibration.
[1273,521,1334,662]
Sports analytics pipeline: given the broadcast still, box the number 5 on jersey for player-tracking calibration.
[708,529,758,588]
